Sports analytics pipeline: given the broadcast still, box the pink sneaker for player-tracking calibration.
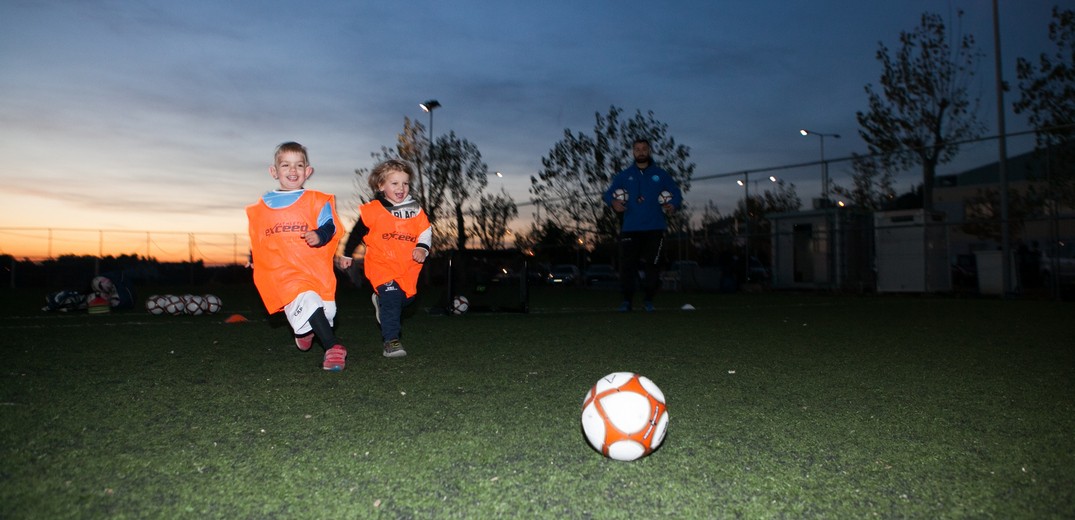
[322,345,347,372]
[295,333,314,351]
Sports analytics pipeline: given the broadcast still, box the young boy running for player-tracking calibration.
[339,159,431,358]
[247,141,347,371]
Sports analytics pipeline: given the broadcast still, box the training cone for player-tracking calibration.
[224,314,249,323]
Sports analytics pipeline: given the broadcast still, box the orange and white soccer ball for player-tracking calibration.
[581,372,668,461]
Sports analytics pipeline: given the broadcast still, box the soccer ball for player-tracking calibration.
[581,372,669,461]
[163,295,185,316]
[203,294,222,314]
[612,188,629,202]
[450,295,470,315]
[658,190,673,204]
[182,294,205,315]
[145,295,166,315]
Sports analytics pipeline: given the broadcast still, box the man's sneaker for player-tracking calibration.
[383,339,407,358]
[643,301,656,312]
[371,293,381,324]
[295,332,314,351]
[617,301,632,312]
[322,345,347,371]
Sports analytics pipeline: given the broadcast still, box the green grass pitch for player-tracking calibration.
[1,284,1073,518]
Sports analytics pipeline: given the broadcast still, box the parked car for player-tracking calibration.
[549,264,581,285]
[583,264,619,286]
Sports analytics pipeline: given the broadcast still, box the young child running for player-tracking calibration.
[247,141,348,371]
[339,159,431,358]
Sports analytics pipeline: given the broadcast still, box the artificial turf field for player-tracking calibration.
[1,284,1073,519]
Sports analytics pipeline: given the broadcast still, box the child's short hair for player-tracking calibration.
[274,141,309,164]
[368,158,415,193]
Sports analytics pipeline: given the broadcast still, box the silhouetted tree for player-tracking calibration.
[960,186,1033,241]
[470,188,519,250]
[1014,6,1075,209]
[833,154,898,210]
[430,131,489,251]
[857,11,985,212]
[514,219,582,265]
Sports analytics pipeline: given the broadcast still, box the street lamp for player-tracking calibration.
[419,99,441,203]
[737,174,752,279]
[750,175,778,193]
[799,129,840,204]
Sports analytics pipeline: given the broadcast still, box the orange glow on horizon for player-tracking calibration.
[0,227,251,265]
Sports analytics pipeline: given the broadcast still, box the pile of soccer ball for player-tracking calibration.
[145,294,223,316]
[581,372,669,461]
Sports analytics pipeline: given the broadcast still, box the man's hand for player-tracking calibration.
[612,200,626,213]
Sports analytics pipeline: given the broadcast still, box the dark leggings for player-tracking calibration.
[619,230,664,302]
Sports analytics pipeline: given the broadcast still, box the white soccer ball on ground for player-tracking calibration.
[581,372,669,461]
[612,188,629,202]
[203,294,222,314]
[658,190,673,205]
[163,295,185,316]
[450,295,470,315]
[182,294,205,315]
[145,295,166,315]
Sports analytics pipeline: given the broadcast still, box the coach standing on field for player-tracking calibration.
[602,138,682,313]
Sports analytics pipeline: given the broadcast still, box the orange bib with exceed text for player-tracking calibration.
[247,191,340,313]
[360,201,429,297]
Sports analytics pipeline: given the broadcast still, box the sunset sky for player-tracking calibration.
[0,1,1060,262]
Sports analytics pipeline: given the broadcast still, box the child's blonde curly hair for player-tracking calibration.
[368,159,415,193]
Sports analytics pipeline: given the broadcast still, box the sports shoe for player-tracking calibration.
[643,301,655,312]
[295,332,314,351]
[383,339,407,358]
[371,293,381,324]
[322,345,347,371]
[617,301,632,312]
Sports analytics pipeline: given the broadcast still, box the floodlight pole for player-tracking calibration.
[800,129,840,205]
[737,173,751,280]
[991,0,1012,297]
[420,99,441,204]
